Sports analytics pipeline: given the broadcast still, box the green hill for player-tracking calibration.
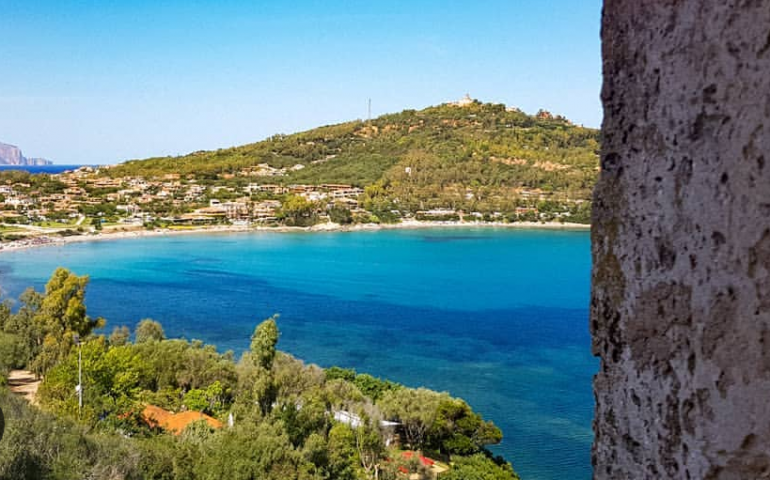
[110,100,600,222]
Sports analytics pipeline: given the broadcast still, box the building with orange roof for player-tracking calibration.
[141,404,172,429]
[163,410,223,434]
[140,405,223,435]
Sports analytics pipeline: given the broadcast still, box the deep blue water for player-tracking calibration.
[0,228,595,479]
[0,165,94,174]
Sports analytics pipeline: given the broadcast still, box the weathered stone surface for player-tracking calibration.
[593,1,770,478]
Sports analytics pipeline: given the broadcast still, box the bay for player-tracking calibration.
[0,228,595,480]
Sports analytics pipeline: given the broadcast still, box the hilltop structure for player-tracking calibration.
[450,94,475,107]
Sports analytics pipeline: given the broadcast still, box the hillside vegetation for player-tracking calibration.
[111,100,600,220]
[0,268,520,480]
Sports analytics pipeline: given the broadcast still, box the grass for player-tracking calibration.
[34,220,78,228]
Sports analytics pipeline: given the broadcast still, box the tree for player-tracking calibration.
[326,423,358,480]
[183,389,209,412]
[250,316,280,414]
[328,202,353,224]
[353,408,385,479]
[278,195,318,226]
[378,388,445,449]
[180,419,216,444]
[326,366,356,383]
[0,301,10,331]
[353,373,400,402]
[441,454,520,480]
[183,381,228,414]
[300,432,329,477]
[30,268,104,376]
[2,290,42,370]
[324,379,365,409]
[250,316,279,371]
[135,319,165,343]
[0,333,24,383]
[431,398,502,455]
[279,392,328,447]
[195,421,302,480]
[37,337,113,419]
[40,268,96,335]
[109,326,131,346]
[273,353,325,401]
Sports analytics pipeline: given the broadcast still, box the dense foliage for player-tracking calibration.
[0,268,520,480]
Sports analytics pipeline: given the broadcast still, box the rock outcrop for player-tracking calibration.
[0,142,52,165]
[592,0,770,478]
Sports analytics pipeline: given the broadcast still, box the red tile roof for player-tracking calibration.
[400,451,436,467]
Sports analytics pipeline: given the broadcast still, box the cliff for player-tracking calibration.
[0,142,52,165]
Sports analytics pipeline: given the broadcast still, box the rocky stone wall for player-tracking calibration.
[592,1,770,478]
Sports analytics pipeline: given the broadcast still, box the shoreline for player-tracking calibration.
[0,220,590,254]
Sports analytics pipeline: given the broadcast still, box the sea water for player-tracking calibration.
[0,165,91,175]
[0,228,595,479]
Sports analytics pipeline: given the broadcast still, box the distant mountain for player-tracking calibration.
[0,142,53,165]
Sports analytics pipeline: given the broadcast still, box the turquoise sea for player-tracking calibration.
[0,228,595,479]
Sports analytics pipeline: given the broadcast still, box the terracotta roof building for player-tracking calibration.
[141,405,223,435]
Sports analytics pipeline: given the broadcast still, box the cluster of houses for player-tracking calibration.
[0,164,579,230]
[176,183,366,224]
[237,162,306,177]
[0,166,367,226]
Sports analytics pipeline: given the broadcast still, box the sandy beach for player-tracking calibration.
[0,220,589,254]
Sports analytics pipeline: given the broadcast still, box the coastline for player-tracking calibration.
[0,220,590,254]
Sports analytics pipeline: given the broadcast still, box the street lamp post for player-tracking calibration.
[74,334,82,419]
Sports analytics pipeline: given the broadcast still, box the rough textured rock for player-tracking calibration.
[592,1,770,478]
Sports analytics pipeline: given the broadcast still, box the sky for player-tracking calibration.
[0,1,603,165]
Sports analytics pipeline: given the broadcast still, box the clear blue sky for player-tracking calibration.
[0,1,602,165]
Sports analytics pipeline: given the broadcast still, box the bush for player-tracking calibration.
[328,203,354,224]
[443,453,520,480]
